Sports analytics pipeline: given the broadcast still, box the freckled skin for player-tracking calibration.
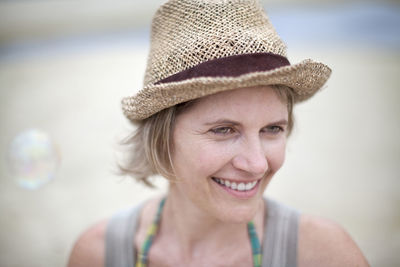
[170,86,288,223]
[68,86,369,267]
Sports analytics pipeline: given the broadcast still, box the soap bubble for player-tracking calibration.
[7,129,60,190]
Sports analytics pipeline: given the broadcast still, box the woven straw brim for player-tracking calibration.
[122,59,331,121]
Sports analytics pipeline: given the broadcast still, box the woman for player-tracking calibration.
[68,0,369,266]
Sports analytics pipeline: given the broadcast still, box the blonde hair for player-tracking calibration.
[118,85,295,187]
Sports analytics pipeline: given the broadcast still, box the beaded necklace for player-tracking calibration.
[135,198,262,267]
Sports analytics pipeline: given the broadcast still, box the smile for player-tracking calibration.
[212,177,258,192]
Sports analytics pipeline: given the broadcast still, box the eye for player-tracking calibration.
[263,125,284,134]
[210,126,235,135]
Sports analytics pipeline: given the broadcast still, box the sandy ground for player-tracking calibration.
[0,39,399,266]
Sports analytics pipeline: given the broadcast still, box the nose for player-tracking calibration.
[232,137,268,177]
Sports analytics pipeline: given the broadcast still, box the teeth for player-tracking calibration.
[245,182,252,190]
[231,182,237,190]
[213,178,258,192]
[237,183,245,191]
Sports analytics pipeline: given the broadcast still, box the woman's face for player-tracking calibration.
[171,86,288,223]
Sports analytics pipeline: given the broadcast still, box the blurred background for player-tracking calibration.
[0,0,399,266]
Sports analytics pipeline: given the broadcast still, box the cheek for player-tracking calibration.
[266,140,287,173]
[196,143,233,172]
[173,139,232,180]
[173,138,210,177]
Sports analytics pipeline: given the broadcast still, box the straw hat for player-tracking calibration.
[122,0,331,121]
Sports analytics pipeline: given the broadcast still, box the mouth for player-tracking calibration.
[212,177,258,191]
[211,177,260,198]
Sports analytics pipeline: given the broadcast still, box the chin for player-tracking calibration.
[215,200,262,224]
[212,183,269,224]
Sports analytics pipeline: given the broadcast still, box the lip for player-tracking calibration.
[211,177,261,199]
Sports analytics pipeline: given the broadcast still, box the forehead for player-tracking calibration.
[179,86,287,121]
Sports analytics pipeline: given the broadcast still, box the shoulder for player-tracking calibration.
[67,219,108,267]
[298,214,369,267]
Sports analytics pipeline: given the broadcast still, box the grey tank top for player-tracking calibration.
[105,198,299,267]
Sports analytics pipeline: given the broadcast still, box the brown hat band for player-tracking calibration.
[155,53,291,85]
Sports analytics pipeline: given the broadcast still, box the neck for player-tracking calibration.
[160,184,264,257]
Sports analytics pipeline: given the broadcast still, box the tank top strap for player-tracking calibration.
[105,198,299,267]
[262,198,300,267]
[105,202,144,267]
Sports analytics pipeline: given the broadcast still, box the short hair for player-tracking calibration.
[118,85,295,187]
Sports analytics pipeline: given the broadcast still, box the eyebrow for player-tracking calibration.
[203,118,288,126]
[203,119,240,126]
[268,119,288,126]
